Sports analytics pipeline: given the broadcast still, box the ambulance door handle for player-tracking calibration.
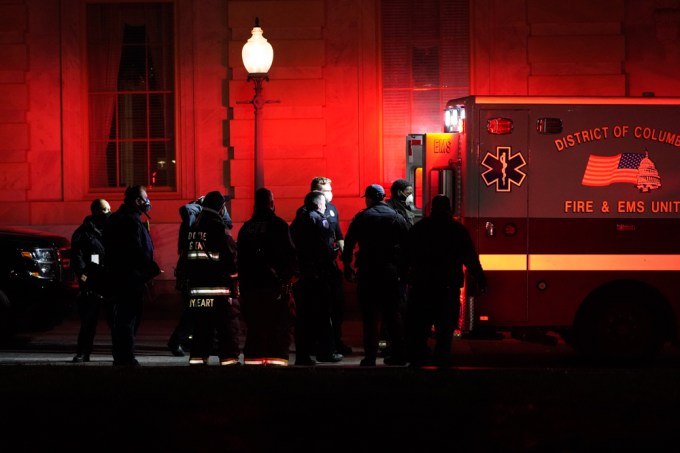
[485,221,495,237]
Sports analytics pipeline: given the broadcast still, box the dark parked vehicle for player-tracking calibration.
[0,227,77,338]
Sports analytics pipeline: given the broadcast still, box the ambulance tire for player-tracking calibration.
[572,283,666,364]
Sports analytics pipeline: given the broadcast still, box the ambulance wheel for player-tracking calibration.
[572,283,666,363]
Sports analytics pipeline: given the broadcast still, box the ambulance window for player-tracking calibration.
[434,168,460,216]
[412,167,423,209]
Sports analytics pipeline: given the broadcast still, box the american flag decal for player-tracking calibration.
[581,153,644,187]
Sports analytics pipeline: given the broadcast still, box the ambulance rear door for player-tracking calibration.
[472,107,530,326]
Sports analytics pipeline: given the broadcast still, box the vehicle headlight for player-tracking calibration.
[20,247,59,279]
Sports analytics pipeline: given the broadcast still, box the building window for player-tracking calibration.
[381,0,469,175]
[87,3,175,190]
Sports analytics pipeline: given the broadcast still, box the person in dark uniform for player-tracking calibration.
[103,185,160,367]
[290,191,343,365]
[341,184,409,366]
[168,194,233,357]
[238,188,297,366]
[406,194,486,368]
[386,179,416,228]
[71,198,112,363]
[382,179,417,356]
[296,176,352,355]
[183,191,240,366]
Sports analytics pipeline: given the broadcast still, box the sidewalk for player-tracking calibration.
[0,315,405,367]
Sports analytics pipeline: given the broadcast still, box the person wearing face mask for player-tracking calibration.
[386,179,416,228]
[298,176,352,356]
[290,191,343,365]
[382,179,416,358]
[71,198,112,363]
[103,185,161,367]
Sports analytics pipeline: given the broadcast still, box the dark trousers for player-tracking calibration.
[111,286,146,363]
[357,267,405,361]
[406,284,460,366]
[329,268,346,347]
[75,290,112,356]
[292,277,335,358]
[241,287,291,361]
[190,297,241,361]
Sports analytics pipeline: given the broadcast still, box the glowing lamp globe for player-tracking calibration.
[241,19,273,75]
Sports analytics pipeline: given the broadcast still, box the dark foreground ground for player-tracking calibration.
[2,360,680,452]
[2,290,680,452]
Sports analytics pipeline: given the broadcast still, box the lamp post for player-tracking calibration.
[241,17,273,191]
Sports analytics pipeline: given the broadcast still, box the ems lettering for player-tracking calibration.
[433,139,451,154]
[617,200,644,213]
[189,298,214,308]
[564,200,593,213]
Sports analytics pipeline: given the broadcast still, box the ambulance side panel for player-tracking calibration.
[459,97,680,350]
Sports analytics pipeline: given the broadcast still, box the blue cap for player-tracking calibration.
[363,184,386,199]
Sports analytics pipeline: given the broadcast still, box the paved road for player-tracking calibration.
[2,314,680,452]
[2,313,680,368]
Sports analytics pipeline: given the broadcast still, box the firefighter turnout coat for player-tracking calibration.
[184,208,240,363]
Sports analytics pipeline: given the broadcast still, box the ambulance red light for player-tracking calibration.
[487,118,513,134]
[479,315,489,321]
[503,223,517,237]
[408,139,421,157]
[536,117,563,134]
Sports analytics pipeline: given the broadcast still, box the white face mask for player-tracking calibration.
[405,194,414,205]
[322,190,333,203]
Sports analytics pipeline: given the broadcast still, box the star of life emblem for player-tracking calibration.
[481,146,527,192]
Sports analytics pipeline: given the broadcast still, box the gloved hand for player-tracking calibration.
[343,266,356,283]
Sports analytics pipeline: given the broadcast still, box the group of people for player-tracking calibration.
[339,181,487,367]
[70,176,486,368]
[166,177,352,366]
[71,185,160,366]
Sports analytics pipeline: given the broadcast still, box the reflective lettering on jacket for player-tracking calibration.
[187,250,220,260]
[188,298,215,308]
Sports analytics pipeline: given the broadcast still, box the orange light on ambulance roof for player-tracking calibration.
[487,117,513,134]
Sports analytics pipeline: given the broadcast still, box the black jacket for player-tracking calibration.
[237,208,297,291]
[103,203,160,292]
[406,212,486,289]
[177,198,233,254]
[183,208,237,292]
[71,215,106,292]
[290,208,336,279]
[386,197,415,228]
[341,202,409,272]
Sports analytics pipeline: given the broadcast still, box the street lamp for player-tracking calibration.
[241,17,273,191]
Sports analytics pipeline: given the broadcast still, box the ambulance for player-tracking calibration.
[406,95,680,361]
